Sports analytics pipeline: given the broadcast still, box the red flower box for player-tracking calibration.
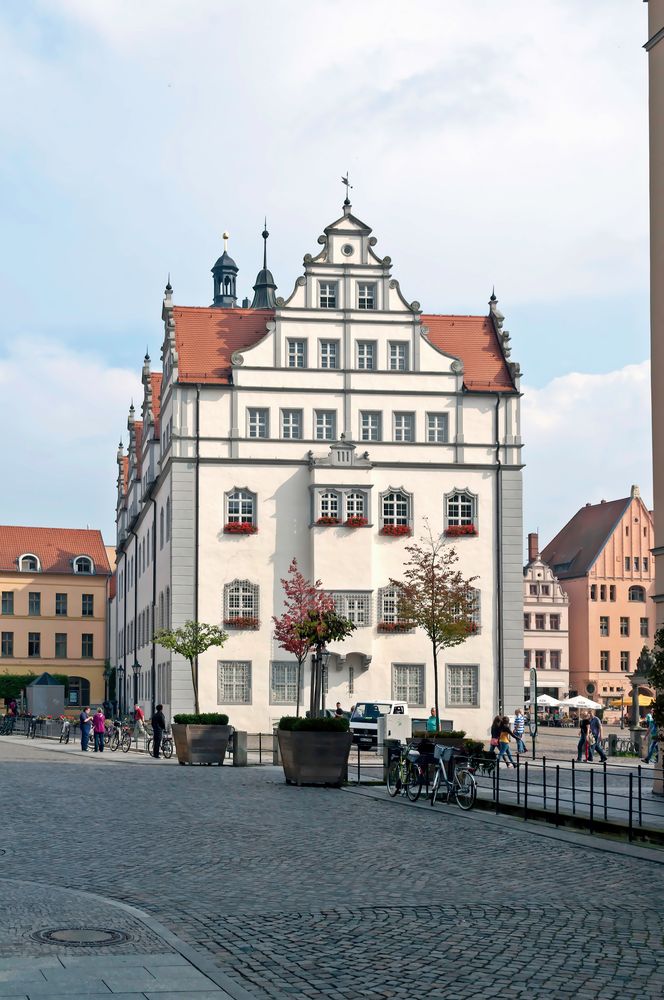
[224,616,260,630]
[380,524,412,537]
[377,621,414,633]
[224,522,258,535]
[344,516,368,528]
[315,516,340,526]
[444,524,477,537]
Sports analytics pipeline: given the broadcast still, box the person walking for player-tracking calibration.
[133,703,146,740]
[642,710,659,764]
[150,704,167,759]
[588,710,607,763]
[577,713,592,762]
[498,716,517,767]
[79,706,92,752]
[513,708,527,754]
[335,702,344,717]
[92,707,106,753]
[490,715,501,756]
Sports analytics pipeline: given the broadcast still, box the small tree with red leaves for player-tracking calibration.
[390,524,478,728]
[273,559,355,717]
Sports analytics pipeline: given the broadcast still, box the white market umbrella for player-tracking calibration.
[560,695,602,710]
[535,694,561,707]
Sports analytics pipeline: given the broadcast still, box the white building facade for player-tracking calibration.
[111,199,524,737]
[523,532,570,703]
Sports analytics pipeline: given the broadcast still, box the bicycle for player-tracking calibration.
[0,715,16,735]
[26,717,37,739]
[430,745,477,811]
[59,718,71,744]
[146,731,174,759]
[386,744,425,802]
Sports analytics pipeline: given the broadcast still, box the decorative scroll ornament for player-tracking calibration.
[230,352,244,367]
[451,359,464,374]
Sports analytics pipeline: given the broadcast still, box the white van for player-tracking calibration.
[350,701,408,747]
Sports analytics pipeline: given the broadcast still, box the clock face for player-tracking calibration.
[341,243,354,257]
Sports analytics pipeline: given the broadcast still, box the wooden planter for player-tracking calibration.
[277,730,352,787]
[171,724,232,765]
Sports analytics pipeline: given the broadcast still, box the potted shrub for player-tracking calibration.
[277,716,352,787]
[171,712,232,765]
[411,728,468,749]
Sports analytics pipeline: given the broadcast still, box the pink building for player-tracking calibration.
[541,487,655,708]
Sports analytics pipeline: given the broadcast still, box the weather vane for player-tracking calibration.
[341,172,353,204]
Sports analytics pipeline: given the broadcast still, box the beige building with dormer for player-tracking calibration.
[523,532,569,702]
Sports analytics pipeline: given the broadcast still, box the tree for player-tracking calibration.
[390,524,478,728]
[272,559,355,717]
[643,630,664,729]
[154,621,228,715]
[295,608,356,717]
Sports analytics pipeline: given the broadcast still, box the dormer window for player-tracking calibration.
[18,554,40,573]
[319,282,337,309]
[358,283,376,310]
[73,556,94,574]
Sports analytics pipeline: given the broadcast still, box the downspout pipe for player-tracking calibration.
[122,547,128,717]
[151,498,157,717]
[129,527,139,711]
[495,393,504,716]
[194,385,201,712]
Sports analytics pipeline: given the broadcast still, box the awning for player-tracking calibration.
[608,693,654,707]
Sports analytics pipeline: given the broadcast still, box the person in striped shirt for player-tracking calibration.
[513,708,527,754]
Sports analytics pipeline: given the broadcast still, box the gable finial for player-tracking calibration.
[341,171,353,207]
[262,218,269,271]
[223,230,230,253]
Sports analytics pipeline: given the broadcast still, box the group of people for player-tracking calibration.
[78,703,168,758]
[489,709,528,766]
[576,711,608,763]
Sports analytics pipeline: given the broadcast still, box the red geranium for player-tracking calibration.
[380,524,411,537]
[315,516,340,526]
[224,522,258,534]
[444,524,477,537]
[377,621,414,633]
[345,516,368,528]
[224,616,260,629]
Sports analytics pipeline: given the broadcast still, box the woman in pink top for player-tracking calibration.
[92,708,106,753]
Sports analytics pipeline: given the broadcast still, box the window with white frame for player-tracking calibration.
[247,408,269,439]
[360,411,382,442]
[217,661,252,704]
[319,282,337,308]
[224,580,259,624]
[330,592,372,627]
[356,341,376,370]
[319,492,339,520]
[377,585,410,626]
[389,342,409,371]
[315,410,337,441]
[226,489,256,525]
[392,663,424,705]
[320,340,339,369]
[427,413,449,443]
[345,492,366,519]
[445,490,477,527]
[270,661,299,704]
[281,409,303,440]
[446,664,479,706]
[73,556,93,574]
[19,554,40,573]
[381,490,411,527]
[287,339,306,368]
[358,283,376,310]
[394,412,415,443]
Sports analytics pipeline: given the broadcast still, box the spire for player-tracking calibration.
[250,221,278,309]
[211,231,238,307]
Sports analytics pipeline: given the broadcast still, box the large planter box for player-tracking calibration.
[277,729,352,787]
[171,724,232,765]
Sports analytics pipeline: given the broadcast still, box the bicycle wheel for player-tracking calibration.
[405,762,423,802]
[110,731,119,751]
[430,768,440,806]
[454,768,477,811]
[386,759,402,797]
[162,737,174,759]
[146,737,153,756]
[121,733,132,753]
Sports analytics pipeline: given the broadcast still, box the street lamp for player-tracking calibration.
[131,661,140,709]
[320,647,331,716]
[117,665,125,718]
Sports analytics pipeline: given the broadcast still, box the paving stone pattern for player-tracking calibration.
[0,740,663,998]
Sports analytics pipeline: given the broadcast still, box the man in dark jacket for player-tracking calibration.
[151,704,166,759]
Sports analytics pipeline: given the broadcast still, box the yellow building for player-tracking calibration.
[0,526,112,709]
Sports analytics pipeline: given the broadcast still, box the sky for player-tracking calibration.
[0,0,653,547]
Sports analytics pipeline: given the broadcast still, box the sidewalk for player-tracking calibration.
[0,735,177,765]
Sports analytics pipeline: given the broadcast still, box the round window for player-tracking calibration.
[341,244,354,257]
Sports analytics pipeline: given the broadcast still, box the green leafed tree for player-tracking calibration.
[154,621,228,715]
[390,524,478,728]
[643,630,664,729]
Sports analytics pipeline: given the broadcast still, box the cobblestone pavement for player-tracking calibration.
[1,739,663,999]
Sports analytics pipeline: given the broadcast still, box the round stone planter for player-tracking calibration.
[277,729,352,787]
[171,723,232,765]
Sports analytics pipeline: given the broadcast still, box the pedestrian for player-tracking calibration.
[79,706,92,752]
[498,715,517,767]
[151,704,167,758]
[335,701,344,717]
[513,708,527,754]
[426,707,440,734]
[102,699,112,719]
[133,703,145,739]
[92,707,106,753]
[642,709,659,764]
[7,698,17,717]
[576,713,592,762]
[589,710,607,763]
[489,715,501,756]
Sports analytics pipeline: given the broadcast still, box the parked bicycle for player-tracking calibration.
[430,745,476,811]
[0,715,16,735]
[25,716,37,739]
[146,731,174,759]
[59,717,71,744]
[386,743,426,802]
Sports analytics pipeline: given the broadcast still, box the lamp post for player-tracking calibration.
[320,647,331,717]
[131,661,140,711]
[117,665,125,718]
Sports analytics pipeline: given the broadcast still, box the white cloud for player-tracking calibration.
[522,361,652,548]
[0,338,140,538]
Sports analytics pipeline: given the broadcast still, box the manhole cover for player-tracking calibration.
[31,927,130,946]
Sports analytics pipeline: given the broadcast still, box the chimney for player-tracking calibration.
[631,484,640,499]
[528,532,539,563]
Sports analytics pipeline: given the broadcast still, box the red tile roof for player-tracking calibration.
[133,420,143,477]
[0,526,112,576]
[541,498,632,579]
[121,455,129,492]
[150,373,162,435]
[422,315,515,392]
[170,307,515,392]
[173,307,274,383]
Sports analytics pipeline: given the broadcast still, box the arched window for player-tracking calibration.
[381,490,411,527]
[159,508,164,549]
[226,489,256,526]
[628,585,646,602]
[166,497,171,541]
[224,580,259,627]
[346,492,365,518]
[18,554,40,573]
[444,489,478,535]
[319,492,339,520]
[165,586,170,628]
[73,556,93,574]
